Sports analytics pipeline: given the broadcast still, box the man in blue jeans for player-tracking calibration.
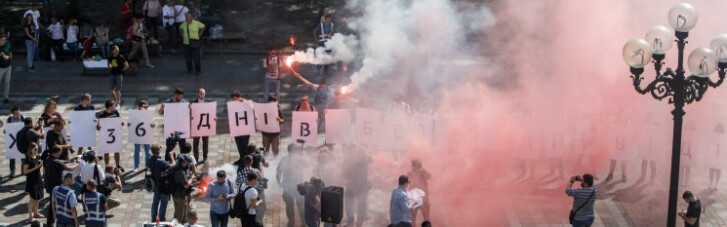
[263,48,283,101]
[204,170,235,227]
[149,144,171,222]
[133,100,156,172]
[566,173,597,227]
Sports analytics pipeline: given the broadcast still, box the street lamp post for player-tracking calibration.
[624,3,727,227]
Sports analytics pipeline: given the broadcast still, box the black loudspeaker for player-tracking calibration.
[321,186,344,224]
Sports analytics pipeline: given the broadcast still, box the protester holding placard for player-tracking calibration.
[6,106,24,177]
[160,89,189,152]
[96,100,123,171]
[262,96,284,158]
[132,100,156,171]
[191,88,214,163]
[291,71,332,127]
[230,91,251,165]
[74,93,95,154]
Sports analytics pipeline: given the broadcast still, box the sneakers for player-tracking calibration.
[132,168,139,173]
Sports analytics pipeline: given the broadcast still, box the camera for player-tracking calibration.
[298,177,325,196]
[165,131,185,152]
[256,178,269,190]
[165,131,185,161]
[572,175,582,182]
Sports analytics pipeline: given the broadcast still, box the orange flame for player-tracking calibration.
[340,85,351,95]
[289,36,296,46]
[286,57,294,68]
[198,176,212,195]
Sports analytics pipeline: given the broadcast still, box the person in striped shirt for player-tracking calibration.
[566,173,596,227]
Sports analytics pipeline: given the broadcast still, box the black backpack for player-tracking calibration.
[230,186,254,219]
[157,165,178,195]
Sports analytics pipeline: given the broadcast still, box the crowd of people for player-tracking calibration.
[0,85,434,227]
[0,1,445,226]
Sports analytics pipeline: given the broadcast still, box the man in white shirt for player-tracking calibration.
[239,172,262,227]
[173,0,189,51]
[162,0,178,52]
[23,3,41,60]
[79,151,106,185]
[47,17,64,61]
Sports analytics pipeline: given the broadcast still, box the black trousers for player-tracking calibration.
[234,135,250,161]
[145,16,160,40]
[193,136,209,161]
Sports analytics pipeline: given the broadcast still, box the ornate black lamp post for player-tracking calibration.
[624,3,727,226]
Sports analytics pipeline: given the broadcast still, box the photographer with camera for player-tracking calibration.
[44,145,80,227]
[277,144,309,227]
[100,165,123,210]
[149,144,172,222]
[172,153,196,224]
[79,151,105,192]
[300,177,325,227]
[565,173,596,227]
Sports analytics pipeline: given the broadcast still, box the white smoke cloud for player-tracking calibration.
[288,33,358,65]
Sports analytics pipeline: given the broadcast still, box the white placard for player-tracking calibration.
[292,111,318,145]
[384,112,410,150]
[325,109,352,144]
[128,110,154,144]
[191,102,217,137]
[227,101,256,137]
[70,110,97,147]
[97,118,124,154]
[41,127,52,152]
[254,102,281,133]
[354,108,382,145]
[413,112,434,142]
[4,123,24,159]
[163,103,191,139]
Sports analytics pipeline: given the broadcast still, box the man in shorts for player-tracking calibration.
[108,45,128,106]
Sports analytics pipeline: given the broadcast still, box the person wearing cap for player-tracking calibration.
[172,153,196,223]
[679,191,701,226]
[390,175,413,227]
[204,170,235,227]
[566,173,597,227]
[51,173,79,227]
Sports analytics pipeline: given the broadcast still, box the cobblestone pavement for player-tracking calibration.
[1,58,727,227]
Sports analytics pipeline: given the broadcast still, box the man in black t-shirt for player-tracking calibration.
[679,191,701,227]
[96,100,123,170]
[43,145,80,227]
[108,45,129,107]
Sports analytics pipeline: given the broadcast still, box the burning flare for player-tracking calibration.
[340,84,351,95]
[286,56,294,68]
[289,36,296,46]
